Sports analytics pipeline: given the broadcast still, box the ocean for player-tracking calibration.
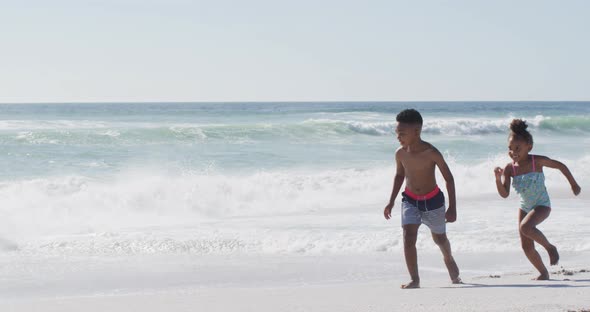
[0,102,589,259]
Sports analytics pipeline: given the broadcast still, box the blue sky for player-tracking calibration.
[1,0,589,102]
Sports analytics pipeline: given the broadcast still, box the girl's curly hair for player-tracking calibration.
[510,119,533,145]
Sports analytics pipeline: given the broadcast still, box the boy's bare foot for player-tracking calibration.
[533,273,550,280]
[452,276,463,284]
[547,245,559,265]
[401,280,420,289]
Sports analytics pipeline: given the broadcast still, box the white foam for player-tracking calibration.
[1,155,588,256]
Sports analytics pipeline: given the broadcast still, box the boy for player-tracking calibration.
[383,109,461,289]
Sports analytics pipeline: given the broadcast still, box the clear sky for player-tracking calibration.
[1,0,589,102]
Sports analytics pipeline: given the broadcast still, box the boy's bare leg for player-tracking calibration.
[432,232,461,283]
[402,224,420,289]
[519,207,559,266]
[518,210,550,279]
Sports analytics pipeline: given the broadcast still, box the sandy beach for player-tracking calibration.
[1,250,588,312]
[3,277,590,312]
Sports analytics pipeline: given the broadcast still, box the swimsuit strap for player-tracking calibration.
[532,155,536,171]
[512,162,517,175]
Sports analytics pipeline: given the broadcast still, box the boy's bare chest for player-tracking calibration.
[400,152,435,171]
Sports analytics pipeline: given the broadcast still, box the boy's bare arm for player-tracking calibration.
[389,150,405,203]
[538,156,581,195]
[432,149,456,222]
[384,149,405,220]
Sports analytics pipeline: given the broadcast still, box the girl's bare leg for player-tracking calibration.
[518,208,553,280]
[519,207,559,265]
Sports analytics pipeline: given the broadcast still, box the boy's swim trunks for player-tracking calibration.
[401,186,446,234]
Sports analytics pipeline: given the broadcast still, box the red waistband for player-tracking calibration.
[404,186,440,200]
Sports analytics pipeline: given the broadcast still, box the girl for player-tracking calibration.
[494,119,581,280]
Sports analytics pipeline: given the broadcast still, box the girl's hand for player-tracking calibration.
[494,167,504,180]
[572,183,581,196]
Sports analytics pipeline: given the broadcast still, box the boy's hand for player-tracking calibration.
[384,202,394,220]
[445,204,456,223]
[572,183,581,196]
[494,167,504,180]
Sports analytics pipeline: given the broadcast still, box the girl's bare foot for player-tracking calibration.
[547,245,559,265]
[401,280,420,289]
[452,276,463,284]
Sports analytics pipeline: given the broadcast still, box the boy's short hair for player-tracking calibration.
[396,109,423,125]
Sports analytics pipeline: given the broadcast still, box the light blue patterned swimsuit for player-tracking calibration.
[512,155,551,213]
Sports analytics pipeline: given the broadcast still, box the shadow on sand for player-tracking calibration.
[444,281,590,289]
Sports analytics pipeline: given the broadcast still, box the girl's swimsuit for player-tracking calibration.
[511,155,551,213]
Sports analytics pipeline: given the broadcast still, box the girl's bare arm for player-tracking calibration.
[538,156,581,195]
[494,164,511,198]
